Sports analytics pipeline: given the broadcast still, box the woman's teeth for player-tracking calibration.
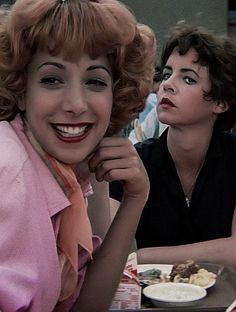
[55,125,88,137]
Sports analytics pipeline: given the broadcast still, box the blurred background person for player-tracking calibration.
[129,65,168,143]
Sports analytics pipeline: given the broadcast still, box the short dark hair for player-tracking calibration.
[153,64,162,83]
[161,22,236,131]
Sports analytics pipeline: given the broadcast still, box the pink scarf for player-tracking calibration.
[25,121,93,300]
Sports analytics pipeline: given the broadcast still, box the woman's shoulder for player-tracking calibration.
[221,131,236,150]
[135,137,159,151]
[135,130,166,151]
[0,120,27,170]
[134,134,166,166]
[211,131,236,164]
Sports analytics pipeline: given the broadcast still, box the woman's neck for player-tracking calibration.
[167,126,213,206]
[167,126,213,169]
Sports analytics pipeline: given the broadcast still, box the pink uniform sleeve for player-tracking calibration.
[0,135,62,312]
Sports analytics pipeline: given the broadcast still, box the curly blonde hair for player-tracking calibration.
[0,0,156,135]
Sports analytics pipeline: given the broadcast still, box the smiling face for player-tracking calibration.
[157,48,227,129]
[21,51,113,164]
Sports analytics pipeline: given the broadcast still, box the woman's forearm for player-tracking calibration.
[72,196,146,312]
[137,236,236,269]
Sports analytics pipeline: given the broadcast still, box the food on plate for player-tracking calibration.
[138,260,217,288]
[139,268,161,280]
[189,268,216,287]
[138,268,169,285]
[170,260,217,287]
[170,259,199,282]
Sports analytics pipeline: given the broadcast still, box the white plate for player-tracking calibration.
[204,279,216,289]
[137,264,216,289]
[143,282,207,307]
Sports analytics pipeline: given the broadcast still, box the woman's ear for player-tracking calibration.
[213,102,229,114]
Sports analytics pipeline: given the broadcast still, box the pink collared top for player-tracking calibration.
[0,116,101,312]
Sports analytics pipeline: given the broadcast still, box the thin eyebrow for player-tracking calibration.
[87,65,112,77]
[164,65,200,78]
[181,68,199,78]
[37,62,65,70]
[37,62,112,77]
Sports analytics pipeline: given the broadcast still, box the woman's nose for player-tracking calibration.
[62,86,88,115]
[162,78,176,94]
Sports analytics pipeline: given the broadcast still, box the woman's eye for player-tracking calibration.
[40,76,63,86]
[162,72,171,80]
[86,78,107,90]
[184,76,196,85]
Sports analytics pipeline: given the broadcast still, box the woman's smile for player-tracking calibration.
[52,122,93,141]
[23,51,113,164]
